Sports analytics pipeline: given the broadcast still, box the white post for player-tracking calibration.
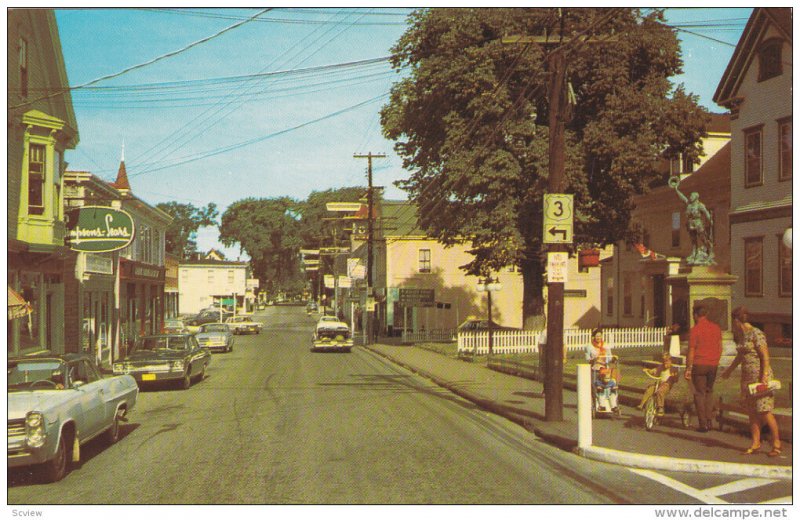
[577,363,592,449]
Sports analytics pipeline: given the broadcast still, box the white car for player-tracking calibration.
[225,316,262,335]
[312,316,353,353]
[8,353,138,482]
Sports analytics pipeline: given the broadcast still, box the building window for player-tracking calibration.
[779,118,792,181]
[28,144,46,215]
[779,236,792,297]
[681,153,695,174]
[606,277,613,316]
[623,273,633,317]
[744,237,763,297]
[757,38,783,82]
[208,270,214,284]
[418,249,431,273]
[19,38,28,98]
[744,127,763,187]
[671,212,681,248]
[228,270,234,283]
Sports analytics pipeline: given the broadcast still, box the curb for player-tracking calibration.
[576,446,792,480]
[366,345,792,479]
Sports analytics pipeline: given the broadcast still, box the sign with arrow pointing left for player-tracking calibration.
[543,194,574,244]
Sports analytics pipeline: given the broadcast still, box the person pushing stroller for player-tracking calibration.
[586,328,619,414]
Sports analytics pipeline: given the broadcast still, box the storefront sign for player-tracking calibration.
[133,266,161,279]
[66,206,135,253]
[84,253,114,275]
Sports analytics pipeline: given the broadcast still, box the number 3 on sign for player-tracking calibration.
[544,194,573,222]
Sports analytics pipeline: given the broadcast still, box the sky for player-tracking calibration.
[51,6,754,260]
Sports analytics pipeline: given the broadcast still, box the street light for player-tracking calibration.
[477,276,502,356]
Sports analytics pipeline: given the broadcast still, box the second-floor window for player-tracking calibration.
[779,118,792,181]
[19,38,28,98]
[757,38,783,82]
[744,127,763,187]
[208,270,215,284]
[28,143,45,215]
[606,277,614,316]
[418,249,431,273]
[671,212,680,248]
[227,270,234,283]
[744,237,763,297]
[623,273,633,317]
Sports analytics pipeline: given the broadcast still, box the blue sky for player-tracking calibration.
[53,7,753,260]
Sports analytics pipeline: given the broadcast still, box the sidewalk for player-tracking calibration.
[365,343,792,480]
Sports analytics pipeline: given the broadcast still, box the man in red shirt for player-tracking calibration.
[684,305,723,432]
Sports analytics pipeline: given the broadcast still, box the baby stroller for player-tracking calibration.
[591,355,621,418]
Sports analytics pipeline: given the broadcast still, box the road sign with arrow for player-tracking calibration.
[543,194,574,244]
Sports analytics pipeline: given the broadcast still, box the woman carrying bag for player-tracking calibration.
[722,306,781,457]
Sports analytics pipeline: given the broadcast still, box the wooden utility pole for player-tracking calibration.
[354,152,386,345]
[503,11,617,421]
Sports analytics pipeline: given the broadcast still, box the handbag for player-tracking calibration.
[747,379,781,398]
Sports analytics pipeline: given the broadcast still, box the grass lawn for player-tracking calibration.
[412,341,791,409]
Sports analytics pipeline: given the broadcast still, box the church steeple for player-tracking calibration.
[114,141,131,191]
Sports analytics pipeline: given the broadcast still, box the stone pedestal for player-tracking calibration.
[667,265,739,358]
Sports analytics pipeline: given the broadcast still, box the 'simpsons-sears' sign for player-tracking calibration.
[66,206,135,253]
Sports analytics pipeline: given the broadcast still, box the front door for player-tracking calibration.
[652,275,665,328]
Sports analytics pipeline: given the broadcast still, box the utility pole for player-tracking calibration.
[503,10,618,421]
[354,152,386,345]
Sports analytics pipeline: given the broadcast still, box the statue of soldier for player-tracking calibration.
[670,176,715,266]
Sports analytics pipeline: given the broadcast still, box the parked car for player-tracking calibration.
[196,323,235,352]
[162,319,189,334]
[8,353,139,482]
[184,311,224,333]
[224,316,262,335]
[312,316,353,352]
[113,334,211,389]
[457,318,519,332]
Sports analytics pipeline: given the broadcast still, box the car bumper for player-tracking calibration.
[199,344,229,352]
[8,431,59,468]
[116,370,186,383]
[311,340,353,352]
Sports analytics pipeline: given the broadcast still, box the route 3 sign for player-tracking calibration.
[543,194,574,244]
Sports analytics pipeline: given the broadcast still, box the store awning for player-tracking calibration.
[8,286,32,320]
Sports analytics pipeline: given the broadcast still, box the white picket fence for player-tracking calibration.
[457,327,670,356]
[402,329,457,343]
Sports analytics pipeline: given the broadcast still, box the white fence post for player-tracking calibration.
[577,364,592,448]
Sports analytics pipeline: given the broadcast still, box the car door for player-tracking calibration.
[191,336,209,370]
[68,360,107,440]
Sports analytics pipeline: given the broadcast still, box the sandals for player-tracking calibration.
[742,444,761,455]
[768,446,782,457]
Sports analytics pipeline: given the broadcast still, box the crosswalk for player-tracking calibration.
[630,469,792,504]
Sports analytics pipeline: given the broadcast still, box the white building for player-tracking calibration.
[178,259,248,315]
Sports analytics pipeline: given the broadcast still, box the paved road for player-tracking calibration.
[7,306,737,504]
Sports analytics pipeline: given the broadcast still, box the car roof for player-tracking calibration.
[8,352,93,364]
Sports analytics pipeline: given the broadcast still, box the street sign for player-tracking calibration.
[543,194,574,244]
[547,252,569,283]
[398,288,435,307]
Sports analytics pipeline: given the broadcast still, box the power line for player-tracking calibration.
[143,7,409,26]
[11,8,273,110]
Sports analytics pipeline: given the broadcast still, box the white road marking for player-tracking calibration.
[630,469,787,505]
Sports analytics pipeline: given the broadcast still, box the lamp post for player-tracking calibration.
[477,277,502,356]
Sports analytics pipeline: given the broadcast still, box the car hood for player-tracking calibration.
[196,333,227,339]
[8,391,76,420]
[124,350,188,361]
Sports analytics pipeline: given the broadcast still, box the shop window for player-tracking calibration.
[19,274,41,350]
[757,38,783,82]
[779,118,792,181]
[744,237,763,297]
[28,144,45,215]
[778,237,792,297]
[418,249,431,273]
[744,127,763,187]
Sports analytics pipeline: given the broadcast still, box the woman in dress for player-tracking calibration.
[721,307,781,456]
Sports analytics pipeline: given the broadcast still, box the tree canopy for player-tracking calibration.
[380,8,708,325]
[156,201,218,259]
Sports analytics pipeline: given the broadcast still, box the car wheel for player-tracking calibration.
[104,410,122,445]
[181,371,192,390]
[196,363,206,382]
[41,433,69,483]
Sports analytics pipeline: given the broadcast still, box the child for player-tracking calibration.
[639,353,679,416]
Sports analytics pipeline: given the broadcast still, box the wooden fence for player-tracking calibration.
[402,329,457,344]
[457,327,670,356]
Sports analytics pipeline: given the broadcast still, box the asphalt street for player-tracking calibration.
[8,306,739,504]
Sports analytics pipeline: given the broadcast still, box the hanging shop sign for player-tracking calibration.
[66,206,135,253]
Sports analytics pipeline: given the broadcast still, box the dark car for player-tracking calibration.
[113,334,211,390]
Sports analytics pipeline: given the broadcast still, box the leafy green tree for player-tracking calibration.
[156,201,218,259]
[381,8,707,326]
[297,187,366,247]
[218,197,304,294]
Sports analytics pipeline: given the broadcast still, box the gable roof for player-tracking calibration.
[713,8,793,106]
[381,200,425,238]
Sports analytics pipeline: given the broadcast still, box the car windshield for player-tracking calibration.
[8,360,67,391]
[201,324,227,333]
[135,336,189,352]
